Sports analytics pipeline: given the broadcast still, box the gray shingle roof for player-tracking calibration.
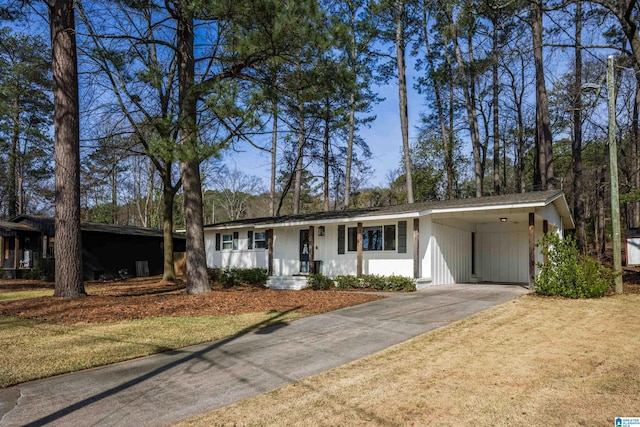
[205,190,567,229]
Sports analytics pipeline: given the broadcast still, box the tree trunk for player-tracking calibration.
[492,15,501,195]
[632,71,640,228]
[49,0,85,298]
[345,91,356,209]
[396,0,414,203]
[344,4,357,209]
[161,175,177,282]
[7,95,19,218]
[111,167,118,224]
[447,5,483,197]
[597,165,606,260]
[531,0,554,190]
[270,100,278,217]
[177,1,209,294]
[422,2,452,199]
[323,97,330,212]
[506,59,527,193]
[293,95,304,214]
[572,1,586,251]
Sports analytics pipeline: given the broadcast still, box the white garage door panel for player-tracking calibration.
[478,231,528,283]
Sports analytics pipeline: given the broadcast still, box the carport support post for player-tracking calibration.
[413,218,420,278]
[14,235,19,270]
[357,222,363,276]
[528,213,535,290]
[267,229,273,276]
[543,220,548,265]
[309,226,315,274]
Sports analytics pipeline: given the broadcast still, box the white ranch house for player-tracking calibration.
[204,190,574,290]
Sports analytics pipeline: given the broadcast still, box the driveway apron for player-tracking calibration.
[0,283,528,427]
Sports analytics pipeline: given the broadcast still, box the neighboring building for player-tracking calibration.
[0,215,186,280]
[627,228,640,266]
[204,190,574,290]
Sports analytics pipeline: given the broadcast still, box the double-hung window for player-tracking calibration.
[254,231,267,249]
[222,233,233,250]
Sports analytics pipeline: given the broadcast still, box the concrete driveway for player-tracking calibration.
[0,283,528,427]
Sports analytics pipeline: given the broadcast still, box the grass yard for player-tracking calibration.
[177,294,640,427]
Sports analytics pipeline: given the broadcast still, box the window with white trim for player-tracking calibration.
[222,233,233,250]
[254,231,267,249]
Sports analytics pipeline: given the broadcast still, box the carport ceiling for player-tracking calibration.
[432,208,532,225]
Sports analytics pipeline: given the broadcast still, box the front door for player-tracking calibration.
[299,229,310,273]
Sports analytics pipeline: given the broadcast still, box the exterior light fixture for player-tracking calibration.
[318,226,325,236]
[500,218,507,222]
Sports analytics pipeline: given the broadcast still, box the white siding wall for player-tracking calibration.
[319,224,356,276]
[272,227,300,276]
[539,204,564,236]
[430,219,472,285]
[204,228,268,269]
[321,221,414,277]
[421,216,433,281]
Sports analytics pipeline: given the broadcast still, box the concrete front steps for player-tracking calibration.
[266,275,309,290]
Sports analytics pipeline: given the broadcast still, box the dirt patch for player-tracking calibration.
[624,266,640,293]
[0,276,383,324]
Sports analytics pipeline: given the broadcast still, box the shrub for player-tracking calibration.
[334,274,416,292]
[380,275,417,291]
[207,267,268,288]
[21,267,46,281]
[307,274,334,290]
[335,275,362,290]
[535,233,614,298]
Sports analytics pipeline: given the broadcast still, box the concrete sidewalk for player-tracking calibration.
[0,283,528,427]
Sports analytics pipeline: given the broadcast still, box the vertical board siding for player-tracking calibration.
[477,230,528,283]
[431,221,471,285]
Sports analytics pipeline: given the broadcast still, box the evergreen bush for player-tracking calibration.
[335,275,362,289]
[208,267,268,288]
[307,274,334,290]
[334,274,416,291]
[535,233,614,298]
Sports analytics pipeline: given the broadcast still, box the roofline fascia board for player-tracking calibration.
[204,212,421,230]
[545,191,564,205]
[204,224,262,231]
[426,201,546,216]
[259,212,420,229]
[548,194,575,229]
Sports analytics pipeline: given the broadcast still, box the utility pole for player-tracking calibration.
[607,55,623,294]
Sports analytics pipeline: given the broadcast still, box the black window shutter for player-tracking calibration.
[338,225,345,254]
[248,230,253,249]
[215,233,221,251]
[233,231,239,250]
[265,229,270,249]
[398,221,407,253]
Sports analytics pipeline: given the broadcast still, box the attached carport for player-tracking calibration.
[426,191,574,288]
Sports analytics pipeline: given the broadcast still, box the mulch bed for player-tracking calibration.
[0,276,383,324]
[2,268,639,324]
